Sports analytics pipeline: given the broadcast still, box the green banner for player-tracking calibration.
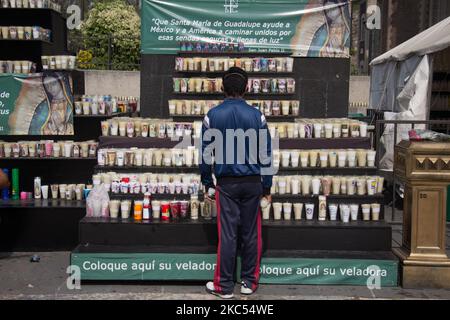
[141,0,351,57]
[0,73,74,135]
[71,253,398,286]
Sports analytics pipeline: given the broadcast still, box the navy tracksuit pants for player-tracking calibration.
[213,180,263,294]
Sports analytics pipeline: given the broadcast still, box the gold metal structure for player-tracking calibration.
[394,141,450,288]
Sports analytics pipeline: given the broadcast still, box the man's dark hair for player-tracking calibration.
[222,67,248,97]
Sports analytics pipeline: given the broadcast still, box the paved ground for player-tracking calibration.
[1,207,449,300]
[1,251,450,300]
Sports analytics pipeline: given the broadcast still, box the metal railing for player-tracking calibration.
[67,34,141,71]
[375,119,450,222]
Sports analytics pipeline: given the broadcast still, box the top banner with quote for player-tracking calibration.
[141,0,351,57]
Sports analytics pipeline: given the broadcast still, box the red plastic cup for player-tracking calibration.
[170,201,180,220]
[45,142,53,157]
[161,201,170,221]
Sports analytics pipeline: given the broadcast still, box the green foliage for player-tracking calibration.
[77,50,96,69]
[80,0,140,70]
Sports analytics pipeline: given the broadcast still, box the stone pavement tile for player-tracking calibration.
[0,252,70,297]
[2,287,450,301]
[2,252,450,300]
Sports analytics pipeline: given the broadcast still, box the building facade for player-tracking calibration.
[353,0,450,75]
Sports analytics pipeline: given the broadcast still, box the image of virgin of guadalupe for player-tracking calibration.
[290,0,351,58]
[8,72,74,135]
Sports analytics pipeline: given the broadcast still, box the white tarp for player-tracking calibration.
[377,55,431,170]
[371,16,450,66]
[370,55,423,112]
[368,16,450,170]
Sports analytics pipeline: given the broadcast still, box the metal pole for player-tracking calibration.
[375,120,381,167]
[108,34,112,70]
[392,123,398,222]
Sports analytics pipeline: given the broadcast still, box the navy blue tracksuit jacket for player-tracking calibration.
[200,98,273,294]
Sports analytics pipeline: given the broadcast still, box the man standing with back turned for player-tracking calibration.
[200,67,273,299]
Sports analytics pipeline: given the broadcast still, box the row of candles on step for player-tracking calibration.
[75,95,139,116]
[31,178,90,201]
[0,60,36,74]
[41,55,76,70]
[261,200,382,222]
[269,120,369,139]
[168,100,301,116]
[96,147,376,169]
[271,176,384,196]
[92,173,201,195]
[91,173,383,198]
[91,175,383,197]
[100,117,198,138]
[0,140,98,158]
[100,117,369,139]
[87,195,217,221]
[0,57,76,74]
[88,197,382,223]
[173,78,296,94]
[1,0,62,11]
[175,56,294,73]
[0,26,50,41]
[97,147,199,167]
[274,149,376,168]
